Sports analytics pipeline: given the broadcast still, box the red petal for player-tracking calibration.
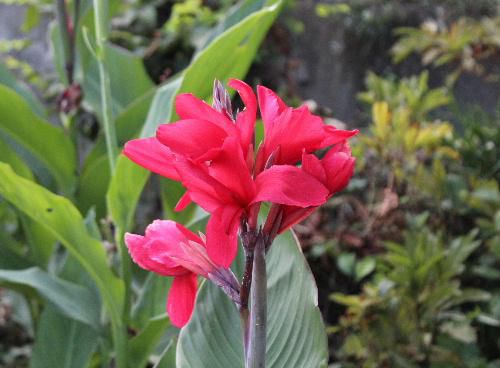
[167,273,198,328]
[323,152,356,194]
[125,232,186,276]
[257,85,287,132]
[156,119,227,160]
[123,138,180,180]
[144,220,201,272]
[175,158,235,212]
[175,93,233,130]
[278,206,317,233]
[175,192,192,212]
[263,106,326,165]
[145,220,201,245]
[254,165,329,207]
[208,137,255,205]
[302,152,327,184]
[321,127,359,147]
[206,206,242,268]
[229,79,257,151]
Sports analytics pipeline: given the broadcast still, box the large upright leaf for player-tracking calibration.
[0,163,124,326]
[128,314,171,368]
[107,0,283,233]
[0,138,33,180]
[0,232,32,270]
[176,231,328,368]
[82,44,154,118]
[0,86,76,193]
[0,267,99,327]
[132,273,173,329]
[30,306,98,368]
[19,214,57,268]
[0,63,46,118]
[107,78,181,232]
[77,91,155,220]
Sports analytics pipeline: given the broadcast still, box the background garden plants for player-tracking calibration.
[0,0,499,367]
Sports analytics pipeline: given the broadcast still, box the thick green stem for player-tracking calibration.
[93,0,118,172]
[246,236,267,368]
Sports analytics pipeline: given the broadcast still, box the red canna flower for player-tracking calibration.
[173,136,329,267]
[276,141,356,233]
[254,86,358,173]
[123,79,358,269]
[125,220,239,327]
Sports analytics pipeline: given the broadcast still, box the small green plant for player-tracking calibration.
[332,217,490,367]
[392,16,500,85]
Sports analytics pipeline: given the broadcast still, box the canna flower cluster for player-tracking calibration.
[124,79,358,327]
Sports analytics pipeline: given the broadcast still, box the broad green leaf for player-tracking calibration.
[0,139,33,180]
[77,91,155,220]
[82,44,154,118]
[107,0,283,233]
[19,214,56,267]
[0,232,32,270]
[30,306,98,368]
[129,314,171,368]
[107,77,181,233]
[154,338,177,368]
[0,85,76,193]
[0,63,46,117]
[77,155,110,219]
[132,273,172,329]
[176,230,328,368]
[198,0,267,49]
[0,163,124,327]
[82,89,155,171]
[0,267,99,327]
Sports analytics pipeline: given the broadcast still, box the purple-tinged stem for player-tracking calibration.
[246,235,267,368]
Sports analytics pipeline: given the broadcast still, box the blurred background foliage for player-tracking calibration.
[0,0,499,367]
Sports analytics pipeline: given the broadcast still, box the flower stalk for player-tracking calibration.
[246,234,267,368]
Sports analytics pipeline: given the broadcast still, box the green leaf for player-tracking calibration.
[0,62,46,117]
[0,232,32,270]
[0,139,34,180]
[82,44,154,118]
[0,85,76,193]
[76,155,110,219]
[107,78,181,233]
[77,91,155,220]
[154,338,177,368]
[177,230,328,368]
[30,306,99,368]
[22,4,41,33]
[0,267,99,327]
[129,314,171,368]
[354,257,376,281]
[19,214,56,267]
[337,252,356,277]
[0,163,124,328]
[132,273,172,329]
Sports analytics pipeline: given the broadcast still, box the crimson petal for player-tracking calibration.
[123,138,180,180]
[254,165,329,207]
[167,273,198,328]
